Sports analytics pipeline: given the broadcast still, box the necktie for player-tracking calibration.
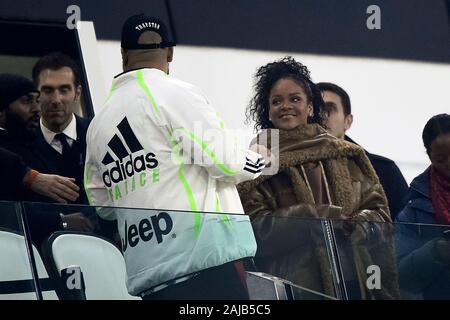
[55,133,71,155]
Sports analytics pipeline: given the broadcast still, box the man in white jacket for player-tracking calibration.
[84,14,268,299]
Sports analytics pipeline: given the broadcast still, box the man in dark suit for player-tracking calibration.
[25,52,98,245]
[0,73,80,203]
[317,82,408,220]
[31,52,91,206]
[0,72,89,244]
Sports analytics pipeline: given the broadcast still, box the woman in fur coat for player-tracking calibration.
[238,57,399,299]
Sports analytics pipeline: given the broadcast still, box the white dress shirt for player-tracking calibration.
[40,114,77,154]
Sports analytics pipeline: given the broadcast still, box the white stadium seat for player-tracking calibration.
[0,229,58,300]
[43,232,140,300]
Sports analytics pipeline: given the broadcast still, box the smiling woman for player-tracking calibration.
[246,56,324,131]
[238,56,399,299]
[268,78,312,130]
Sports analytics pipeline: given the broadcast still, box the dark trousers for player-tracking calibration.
[142,260,250,300]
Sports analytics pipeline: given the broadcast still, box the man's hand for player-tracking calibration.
[62,212,94,232]
[30,173,80,203]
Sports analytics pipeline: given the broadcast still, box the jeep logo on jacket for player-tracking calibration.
[122,212,173,252]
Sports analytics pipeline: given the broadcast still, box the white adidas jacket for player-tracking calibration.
[84,68,264,296]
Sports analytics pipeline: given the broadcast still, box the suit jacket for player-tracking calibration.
[345,136,408,220]
[0,129,62,244]
[23,115,91,205]
[17,115,97,247]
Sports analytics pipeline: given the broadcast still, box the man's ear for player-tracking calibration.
[167,47,174,63]
[121,48,128,70]
[75,85,82,102]
[344,114,353,131]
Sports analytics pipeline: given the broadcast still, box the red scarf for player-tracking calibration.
[430,167,450,225]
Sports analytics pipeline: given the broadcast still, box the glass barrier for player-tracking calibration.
[330,219,450,300]
[394,222,450,299]
[0,201,22,234]
[5,201,450,300]
[0,201,41,300]
[248,214,338,299]
[23,202,259,300]
[289,281,338,300]
[21,203,337,300]
[329,219,400,300]
[23,202,128,300]
[22,202,117,251]
[245,271,336,300]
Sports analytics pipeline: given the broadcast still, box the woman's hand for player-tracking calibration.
[250,143,274,167]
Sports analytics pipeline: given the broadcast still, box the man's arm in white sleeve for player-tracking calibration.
[167,87,266,184]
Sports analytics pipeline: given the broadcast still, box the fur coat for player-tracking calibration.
[238,124,400,299]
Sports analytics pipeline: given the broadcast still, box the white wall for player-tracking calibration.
[97,40,450,184]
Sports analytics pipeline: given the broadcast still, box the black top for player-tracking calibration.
[23,115,91,205]
[0,146,29,201]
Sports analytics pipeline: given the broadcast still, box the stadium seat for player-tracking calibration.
[0,229,58,300]
[42,231,140,300]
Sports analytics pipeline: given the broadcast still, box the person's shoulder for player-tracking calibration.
[142,70,193,90]
[366,152,407,180]
[165,75,194,88]
[75,114,91,127]
[344,135,388,161]
[167,76,207,99]
[140,70,209,104]
[396,195,433,224]
[367,152,396,165]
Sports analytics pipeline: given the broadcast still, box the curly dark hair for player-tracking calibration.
[246,56,325,131]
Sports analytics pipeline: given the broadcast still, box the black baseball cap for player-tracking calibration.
[121,14,176,50]
[0,74,39,111]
